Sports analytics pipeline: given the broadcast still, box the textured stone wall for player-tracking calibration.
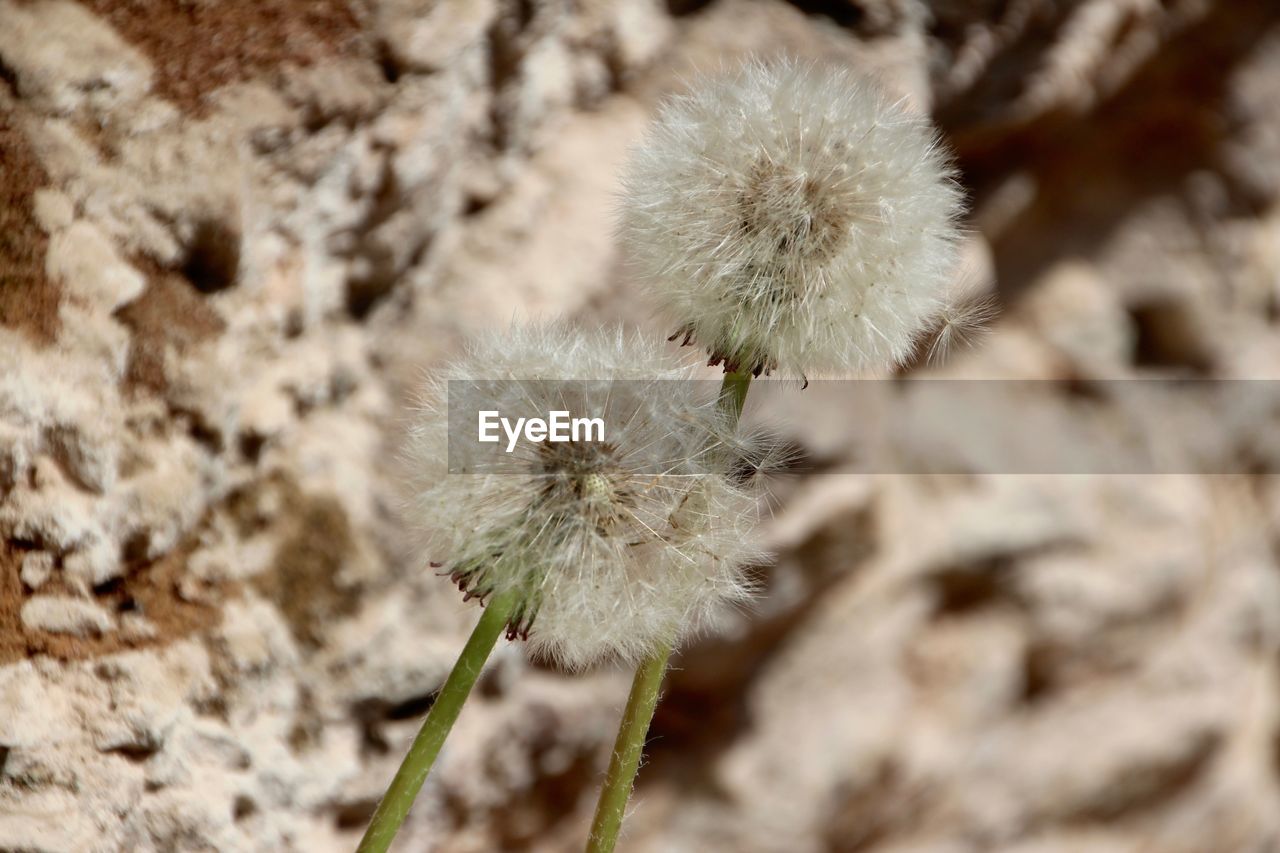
[1,1,1279,851]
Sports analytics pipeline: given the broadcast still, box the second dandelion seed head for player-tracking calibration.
[408,325,772,669]
[622,59,965,378]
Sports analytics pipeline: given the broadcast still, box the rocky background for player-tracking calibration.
[3,0,1280,850]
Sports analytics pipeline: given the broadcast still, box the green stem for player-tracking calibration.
[584,642,673,853]
[358,589,518,853]
[584,372,753,853]
[717,370,752,428]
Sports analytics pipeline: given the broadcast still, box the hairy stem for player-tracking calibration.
[358,589,518,853]
[718,370,752,428]
[585,372,753,853]
[585,642,673,853]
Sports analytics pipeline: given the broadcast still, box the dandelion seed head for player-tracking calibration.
[621,59,965,377]
[406,324,773,669]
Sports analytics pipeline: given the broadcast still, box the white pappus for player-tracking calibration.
[405,324,774,670]
[621,59,965,379]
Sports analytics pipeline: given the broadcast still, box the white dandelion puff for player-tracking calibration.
[621,59,965,378]
[405,324,773,670]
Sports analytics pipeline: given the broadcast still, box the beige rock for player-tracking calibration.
[376,0,498,72]
[1019,261,1134,374]
[0,788,101,853]
[31,189,75,233]
[2,0,1280,851]
[0,0,152,115]
[62,538,121,589]
[20,596,116,637]
[46,221,146,312]
[18,551,54,591]
[0,458,106,553]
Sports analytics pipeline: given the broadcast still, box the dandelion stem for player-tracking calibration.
[585,641,673,853]
[358,588,518,853]
[585,371,752,853]
[717,370,752,427]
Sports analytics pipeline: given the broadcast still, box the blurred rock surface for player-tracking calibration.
[2,0,1280,851]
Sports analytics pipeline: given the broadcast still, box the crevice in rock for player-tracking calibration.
[462,193,493,217]
[1126,298,1215,373]
[350,689,440,760]
[91,576,125,597]
[665,0,717,16]
[384,691,437,721]
[233,794,258,821]
[178,407,226,454]
[372,691,439,723]
[333,798,379,830]
[352,704,389,757]
[238,430,268,465]
[102,740,162,763]
[119,530,151,567]
[1019,638,1059,705]
[925,538,1085,623]
[0,53,19,94]
[182,218,241,293]
[928,555,1019,617]
[485,0,535,152]
[783,0,866,31]
[376,39,402,85]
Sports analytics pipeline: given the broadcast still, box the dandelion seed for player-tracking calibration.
[922,292,999,366]
[621,59,965,378]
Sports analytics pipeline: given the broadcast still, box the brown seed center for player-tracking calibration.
[534,440,632,528]
[737,159,854,266]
